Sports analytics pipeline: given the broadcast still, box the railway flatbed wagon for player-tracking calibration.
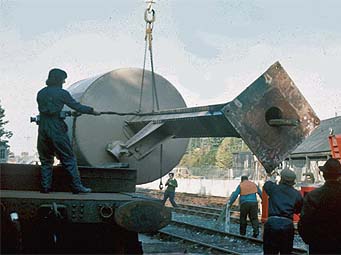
[0,163,171,254]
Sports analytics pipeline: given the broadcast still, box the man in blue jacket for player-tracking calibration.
[263,169,303,254]
[228,176,262,237]
[37,68,100,194]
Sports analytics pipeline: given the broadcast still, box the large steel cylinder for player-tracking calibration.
[65,68,189,184]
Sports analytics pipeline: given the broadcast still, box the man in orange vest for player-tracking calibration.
[228,176,262,237]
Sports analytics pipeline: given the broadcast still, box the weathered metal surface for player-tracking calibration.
[1,191,170,227]
[0,163,136,192]
[0,190,138,201]
[115,104,239,161]
[126,104,240,138]
[115,200,171,232]
[65,68,189,184]
[223,62,320,172]
[1,163,171,232]
[1,191,171,248]
[1,190,141,223]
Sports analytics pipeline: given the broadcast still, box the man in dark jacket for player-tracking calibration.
[37,68,100,194]
[298,158,341,254]
[263,169,303,254]
[162,172,178,207]
[228,176,262,237]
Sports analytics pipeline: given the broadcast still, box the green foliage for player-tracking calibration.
[189,166,229,179]
[216,138,233,168]
[179,137,250,176]
[0,102,13,147]
[180,138,223,167]
[216,137,250,169]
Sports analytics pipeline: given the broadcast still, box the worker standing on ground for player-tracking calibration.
[227,176,262,237]
[298,158,341,254]
[37,68,101,194]
[162,172,178,207]
[263,169,303,254]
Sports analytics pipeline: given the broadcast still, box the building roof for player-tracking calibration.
[292,116,341,155]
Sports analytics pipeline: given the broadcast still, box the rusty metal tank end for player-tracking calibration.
[114,200,171,232]
[223,61,320,173]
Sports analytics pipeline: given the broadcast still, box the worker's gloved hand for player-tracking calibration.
[71,111,82,117]
[266,172,277,182]
[92,110,101,116]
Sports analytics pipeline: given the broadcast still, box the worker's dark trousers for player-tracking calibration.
[162,190,178,207]
[263,216,294,254]
[38,120,84,191]
[239,202,259,236]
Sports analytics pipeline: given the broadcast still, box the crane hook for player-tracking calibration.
[144,8,155,24]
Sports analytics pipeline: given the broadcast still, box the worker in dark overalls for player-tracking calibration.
[162,172,178,207]
[37,68,100,194]
[263,169,303,254]
[298,158,341,254]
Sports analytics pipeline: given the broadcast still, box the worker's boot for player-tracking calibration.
[67,164,92,194]
[72,185,92,194]
[71,176,92,194]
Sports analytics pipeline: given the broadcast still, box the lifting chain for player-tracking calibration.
[139,1,159,113]
[141,2,163,190]
[144,3,155,51]
[159,144,164,190]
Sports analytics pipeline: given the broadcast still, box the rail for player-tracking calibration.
[157,219,307,255]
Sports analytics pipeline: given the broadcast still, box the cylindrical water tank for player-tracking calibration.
[65,68,189,184]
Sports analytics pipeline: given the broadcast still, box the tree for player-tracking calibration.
[215,138,233,168]
[179,138,223,167]
[179,137,251,177]
[0,101,13,147]
[216,138,250,169]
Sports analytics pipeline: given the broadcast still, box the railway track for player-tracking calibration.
[177,203,222,214]
[175,203,302,234]
[136,188,227,207]
[138,190,307,253]
[175,204,221,219]
[175,203,250,224]
[156,219,307,255]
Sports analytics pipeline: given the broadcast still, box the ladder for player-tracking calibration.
[328,134,341,162]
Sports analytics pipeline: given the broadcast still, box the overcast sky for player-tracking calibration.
[1,0,340,155]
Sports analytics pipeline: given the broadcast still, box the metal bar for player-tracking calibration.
[268,119,300,126]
